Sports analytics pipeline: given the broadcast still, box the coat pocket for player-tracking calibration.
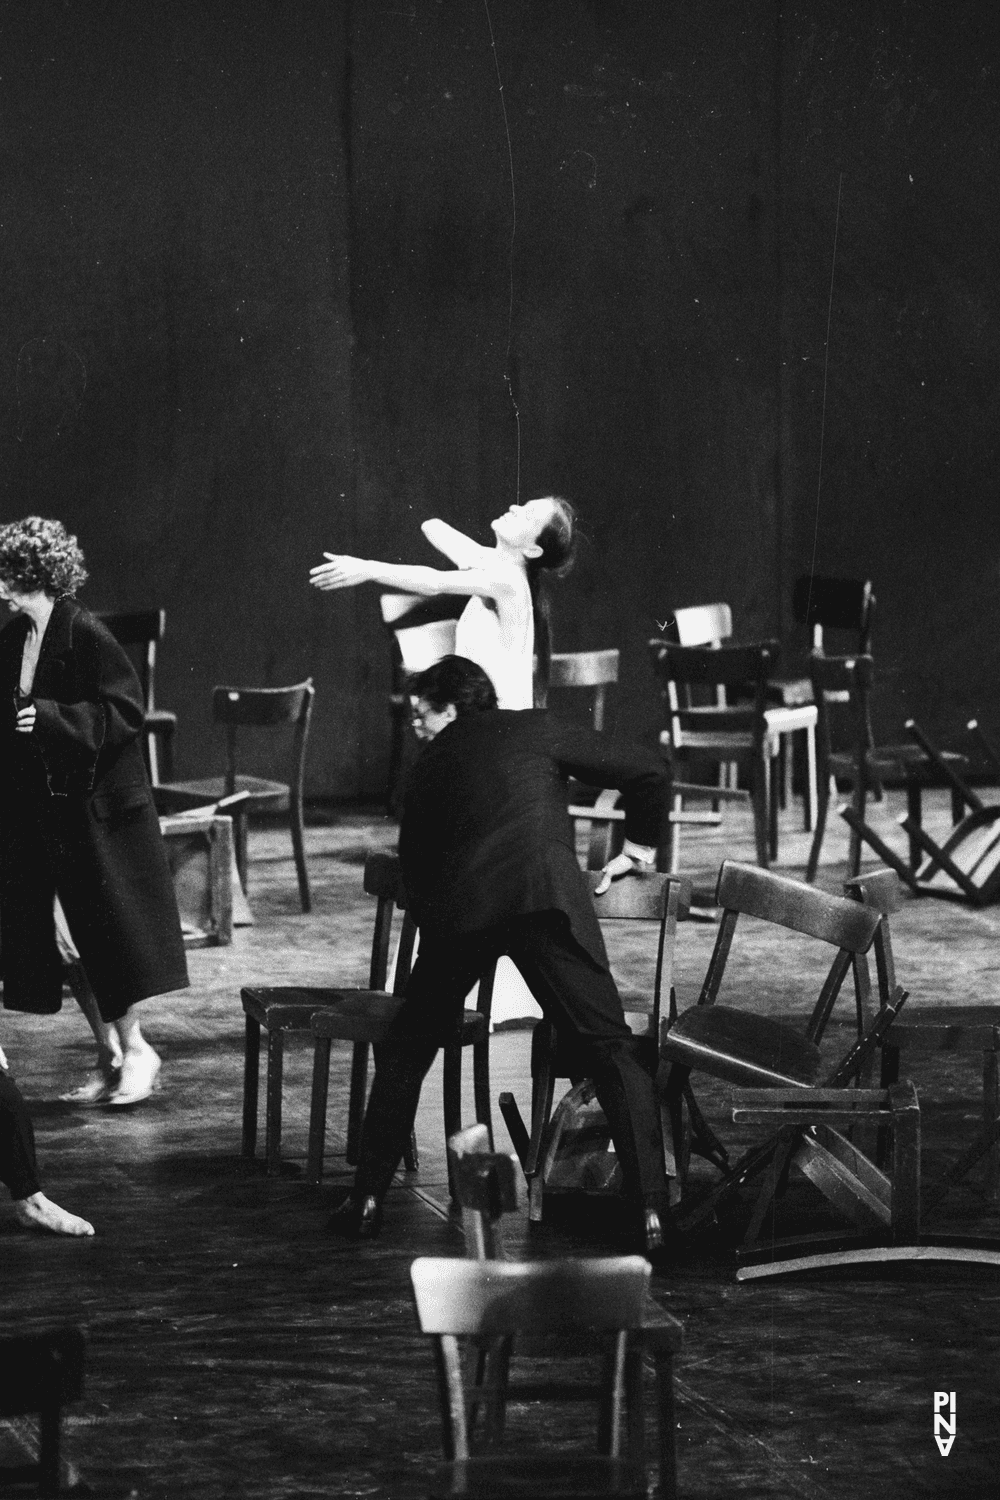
[90,783,152,823]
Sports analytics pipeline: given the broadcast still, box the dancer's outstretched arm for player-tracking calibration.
[420,518,493,570]
[309,553,515,600]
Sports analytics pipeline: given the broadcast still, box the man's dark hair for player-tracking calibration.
[409,655,498,714]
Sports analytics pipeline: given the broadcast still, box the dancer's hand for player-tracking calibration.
[15,703,36,733]
[309,554,372,590]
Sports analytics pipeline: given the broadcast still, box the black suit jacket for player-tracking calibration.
[398,709,670,966]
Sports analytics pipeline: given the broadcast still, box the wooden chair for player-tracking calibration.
[543,648,626,867]
[380,592,464,806]
[497,870,689,1222]
[660,860,899,1222]
[0,1327,85,1496]
[100,607,177,784]
[844,868,1000,1205]
[666,603,819,839]
[793,574,875,655]
[649,639,782,868]
[805,655,965,882]
[875,719,1000,906]
[239,852,413,1176]
[154,679,314,913]
[410,1255,679,1500]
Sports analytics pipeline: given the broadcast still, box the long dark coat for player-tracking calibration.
[398,708,671,965]
[0,598,189,1021]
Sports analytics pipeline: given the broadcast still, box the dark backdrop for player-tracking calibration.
[1,1,997,798]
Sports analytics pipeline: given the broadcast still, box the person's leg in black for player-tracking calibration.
[329,928,494,1238]
[507,912,675,1252]
[0,1070,94,1236]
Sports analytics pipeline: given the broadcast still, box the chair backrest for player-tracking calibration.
[649,640,778,758]
[447,1123,520,1259]
[212,680,315,799]
[410,1256,651,1461]
[547,649,620,731]
[670,601,733,648]
[701,860,882,1043]
[379,592,464,678]
[586,869,690,1031]
[792,576,875,655]
[842,868,903,1002]
[808,653,876,768]
[363,851,416,993]
[100,608,166,712]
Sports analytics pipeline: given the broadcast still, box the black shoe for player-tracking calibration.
[326,1193,383,1240]
[641,1207,685,1268]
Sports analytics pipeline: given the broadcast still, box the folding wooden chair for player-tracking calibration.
[100,607,178,784]
[660,860,903,1226]
[410,1255,680,1500]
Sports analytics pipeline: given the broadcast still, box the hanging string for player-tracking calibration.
[482,0,521,501]
[804,172,844,617]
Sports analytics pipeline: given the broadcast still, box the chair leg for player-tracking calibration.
[242,1015,261,1159]
[803,724,818,832]
[767,752,779,863]
[848,779,867,879]
[234,809,249,893]
[750,759,770,868]
[307,1037,332,1185]
[984,1050,1000,1202]
[38,1403,61,1498]
[346,1042,370,1166]
[473,1039,494,1149]
[805,777,830,883]
[876,1043,900,1168]
[525,1042,557,1224]
[264,1030,284,1175]
[289,797,311,914]
[443,1044,463,1199]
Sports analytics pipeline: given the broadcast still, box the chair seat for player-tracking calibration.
[242,986,383,1033]
[429,1453,646,1500]
[828,746,967,786]
[156,774,289,813]
[662,1004,823,1088]
[763,703,818,734]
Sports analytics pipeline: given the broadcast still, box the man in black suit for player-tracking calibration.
[331,655,676,1256]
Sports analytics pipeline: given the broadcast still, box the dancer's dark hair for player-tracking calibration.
[410,656,499,715]
[527,496,576,703]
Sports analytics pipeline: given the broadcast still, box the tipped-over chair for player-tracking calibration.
[154,679,314,912]
[805,655,965,882]
[845,867,1000,1206]
[100,608,177,784]
[660,860,900,1224]
[410,1255,680,1500]
[498,870,689,1222]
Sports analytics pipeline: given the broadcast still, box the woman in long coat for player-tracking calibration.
[0,516,188,1106]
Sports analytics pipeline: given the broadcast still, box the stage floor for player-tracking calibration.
[2,790,999,1498]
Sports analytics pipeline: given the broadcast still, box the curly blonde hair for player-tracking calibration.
[0,516,89,598]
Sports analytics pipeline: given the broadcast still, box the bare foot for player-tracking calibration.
[13,1192,95,1237]
[107,1043,161,1107]
[59,1064,122,1105]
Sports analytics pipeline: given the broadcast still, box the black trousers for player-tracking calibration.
[354,910,669,1211]
[0,1071,41,1201]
